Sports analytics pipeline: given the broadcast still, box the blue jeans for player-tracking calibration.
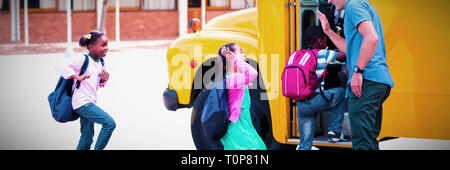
[74,102,116,150]
[296,88,347,150]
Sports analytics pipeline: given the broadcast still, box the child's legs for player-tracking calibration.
[75,102,116,150]
[327,88,347,133]
[296,108,318,150]
[76,116,94,150]
[296,95,328,150]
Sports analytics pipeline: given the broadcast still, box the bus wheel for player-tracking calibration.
[190,85,223,150]
[191,82,297,150]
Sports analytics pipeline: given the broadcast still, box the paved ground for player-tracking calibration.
[0,40,449,150]
[0,39,173,55]
[0,40,196,150]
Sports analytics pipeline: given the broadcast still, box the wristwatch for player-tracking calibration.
[353,66,364,73]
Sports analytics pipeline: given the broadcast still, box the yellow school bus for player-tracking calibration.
[163,0,450,149]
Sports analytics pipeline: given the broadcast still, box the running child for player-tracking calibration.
[56,30,115,150]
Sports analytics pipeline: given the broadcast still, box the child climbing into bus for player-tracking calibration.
[294,25,349,150]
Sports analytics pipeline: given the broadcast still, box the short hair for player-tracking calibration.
[303,25,326,49]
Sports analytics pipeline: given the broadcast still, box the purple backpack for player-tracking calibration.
[281,49,326,101]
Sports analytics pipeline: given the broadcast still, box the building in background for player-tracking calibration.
[0,0,256,43]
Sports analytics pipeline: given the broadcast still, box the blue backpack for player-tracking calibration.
[201,79,230,141]
[48,54,92,123]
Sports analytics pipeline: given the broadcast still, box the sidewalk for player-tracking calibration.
[0,39,174,55]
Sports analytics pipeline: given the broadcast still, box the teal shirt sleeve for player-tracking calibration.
[346,1,373,28]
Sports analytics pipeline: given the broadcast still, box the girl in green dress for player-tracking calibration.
[218,43,267,150]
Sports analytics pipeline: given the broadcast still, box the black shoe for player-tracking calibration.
[327,131,350,143]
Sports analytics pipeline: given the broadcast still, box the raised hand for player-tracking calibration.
[221,46,236,61]
[317,10,331,33]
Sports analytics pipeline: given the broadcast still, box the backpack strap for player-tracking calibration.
[218,78,227,111]
[99,57,105,66]
[312,50,331,102]
[75,54,90,89]
[319,83,331,102]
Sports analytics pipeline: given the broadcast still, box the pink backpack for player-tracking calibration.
[281,49,326,101]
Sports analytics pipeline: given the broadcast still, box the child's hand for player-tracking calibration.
[221,46,236,61]
[100,69,109,83]
[73,74,90,81]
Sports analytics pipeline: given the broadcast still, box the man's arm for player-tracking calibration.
[317,11,347,53]
[354,20,379,71]
[350,20,379,97]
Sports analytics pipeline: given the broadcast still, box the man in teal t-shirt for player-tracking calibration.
[317,0,394,150]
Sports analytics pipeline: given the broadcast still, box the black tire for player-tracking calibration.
[190,81,297,150]
[190,82,223,150]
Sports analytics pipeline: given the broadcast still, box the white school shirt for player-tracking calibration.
[55,54,107,110]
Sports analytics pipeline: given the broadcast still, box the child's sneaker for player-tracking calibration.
[327,131,350,143]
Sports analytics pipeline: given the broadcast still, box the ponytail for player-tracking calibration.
[79,30,105,49]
